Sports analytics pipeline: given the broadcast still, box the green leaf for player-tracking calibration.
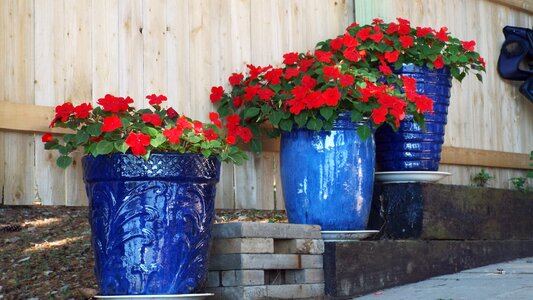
[306,118,323,131]
[294,112,308,128]
[201,149,212,158]
[261,105,272,115]
[357,125,371,141]
[63,134,75,143]
[121,117,131,128]
[150,133,166,148]
[319,107,334,120]
[75,131,90,145]
[114,140,129,153]
[142,126,159,137]
[351,110,363,123]
[279,119,293,132]
[475,73,483,82]
[96,140,114,155]
[244,107,261,119]
[269,111,284,126]
[87,123,102,136]
[56,155,73,169]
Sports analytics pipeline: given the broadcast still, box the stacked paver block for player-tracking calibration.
[207,222,326,299]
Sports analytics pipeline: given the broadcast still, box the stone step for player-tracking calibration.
[211,238,324,255]
[212,222,322,239]
[207,268,324,287]
[209,253,323,271]
[207,283,325,300]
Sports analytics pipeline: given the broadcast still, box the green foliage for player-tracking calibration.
[472,169,494,187]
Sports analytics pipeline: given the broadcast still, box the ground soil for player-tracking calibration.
[0,205,287,300]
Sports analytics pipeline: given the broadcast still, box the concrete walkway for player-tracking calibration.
[356,257,533,300]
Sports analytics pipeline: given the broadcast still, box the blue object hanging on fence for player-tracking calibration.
[497,25,533,103]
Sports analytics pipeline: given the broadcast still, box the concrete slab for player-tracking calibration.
[356,257,533,300]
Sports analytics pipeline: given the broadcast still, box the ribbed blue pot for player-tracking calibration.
[376,64,452,171]
[82,153,220,295]
[280,113,376,230]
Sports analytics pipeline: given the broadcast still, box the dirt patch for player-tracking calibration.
[0,205,287,299]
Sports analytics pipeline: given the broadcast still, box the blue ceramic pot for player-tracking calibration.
[82,153,220,295]
[375,64,452,171]
[280,113,375,230]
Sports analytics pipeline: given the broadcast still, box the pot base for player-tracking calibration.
[95,293,214,299]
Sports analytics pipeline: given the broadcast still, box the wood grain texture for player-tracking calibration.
[143,0,167,102]
[488,0,533,13]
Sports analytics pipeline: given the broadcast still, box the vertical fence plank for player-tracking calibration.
[34,0,67,205]
[118,0,144,106]
[93,0,120,98]
[64,0,93,206]
[2,0,36,205]
[143,0,167,101]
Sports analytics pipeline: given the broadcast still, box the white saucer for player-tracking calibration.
[321,230,379,242]
[375,171,451,183]
[95,294,214,299]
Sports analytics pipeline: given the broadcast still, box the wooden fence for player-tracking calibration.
[0,0,531,208]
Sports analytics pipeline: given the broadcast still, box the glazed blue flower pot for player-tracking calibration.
[376,64,452,171]
[82,153,220,295]
[280,113,375,230]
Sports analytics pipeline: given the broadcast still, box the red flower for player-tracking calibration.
[244,85,260,102]
[315,50,333,63]
[372,18,384,25]
[397,18,411,35]
[416,26,433,37]
[204,128,218,141]
[146,94,167,106]
[258,88,275,101]
[226,135,236,145]
[379,64,393,75]
[323,66,341,80]
[436,27,449,42]
[176,116,193,129]
[384,50,400,63]
[125,132,150,155]
[210,86,224,103]
[398,36,414,48]
[371,107,388,125]
[209,112,222,128]
[346,22,359,31]
[297,57,314,72]
[343,33,358,48]
[433,56,445,69]
[166,107,178,119]
[42,133,53,143]
[386,22,399,35]
[321,87,341,106]
[283,52,299,65]
[284,67,300,80]
[101,116,122,132]
[97,94,133,113]
[369,31,384,43]
[54,102,75,123]
[247,64,272,79]
[228,73,244,86]
[301,75,317,90]
[401,76,417,93]
[226,114,240,126]
[343,47,361,62]
[461,40,476,51]
[238,127,253,143]
[163,127,183,144]
[340,74,355,87]
[356,27,372,41]
[478,57,486,68]
[74,103,92,119]
[265,68,283,85]
[329,37,344,51]
[233,96,243,108]
[142,113,162,127]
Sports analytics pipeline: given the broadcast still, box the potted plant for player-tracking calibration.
[42,94,249,297]
[316,18,485,171]
[210,48,433,230]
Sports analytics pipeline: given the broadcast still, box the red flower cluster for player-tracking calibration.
[97,94,134,113]
[225,114,252,144]
[146,94,167,106]
[125,132,150,155]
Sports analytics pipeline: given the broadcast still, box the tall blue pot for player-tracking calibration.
[82,153,220,295]
[280,113,375,230]
[375,64,453,171]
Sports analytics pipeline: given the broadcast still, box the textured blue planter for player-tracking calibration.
[375,64,453,171]
[280,113,375,230]
[82,153,220,295]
